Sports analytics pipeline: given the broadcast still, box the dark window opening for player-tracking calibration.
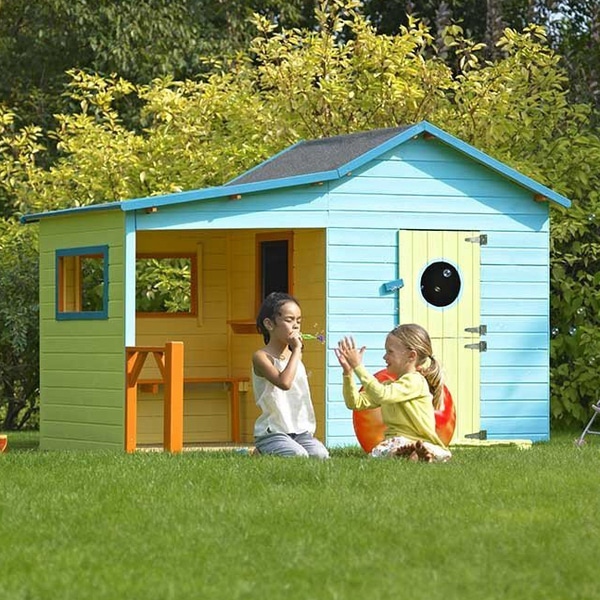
[261,240,289,300]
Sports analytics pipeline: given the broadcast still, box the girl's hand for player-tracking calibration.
[334,347,352,375]
[288,331,303,351]
[335,336,366,371]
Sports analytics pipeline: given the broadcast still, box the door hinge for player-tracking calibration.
[465,325,487,335]
[465,234,487,245]
[464,430,488,440]
[465,340,487,352]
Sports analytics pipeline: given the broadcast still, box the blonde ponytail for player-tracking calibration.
[390,323,444,409]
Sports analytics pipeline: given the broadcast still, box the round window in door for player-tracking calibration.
[420,261,461,308]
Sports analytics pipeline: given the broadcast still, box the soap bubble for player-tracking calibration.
[551,327,559,337]
[443,269,452,278]
[569,326,577,336]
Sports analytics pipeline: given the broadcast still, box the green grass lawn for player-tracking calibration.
[1,431,599,600]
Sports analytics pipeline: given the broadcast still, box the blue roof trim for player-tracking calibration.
[335,123,427,177]
[121,169,339,211]
[20,201,122,224]
[421,122,571,208]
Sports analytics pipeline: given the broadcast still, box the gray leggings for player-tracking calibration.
[255,431,330,459]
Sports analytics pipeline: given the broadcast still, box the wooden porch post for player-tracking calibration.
[164,341,184,453]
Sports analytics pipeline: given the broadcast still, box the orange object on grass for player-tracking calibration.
[352,368,456,452]
[0,434,7,453]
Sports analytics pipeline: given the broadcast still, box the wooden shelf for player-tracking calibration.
[227,320,258,334]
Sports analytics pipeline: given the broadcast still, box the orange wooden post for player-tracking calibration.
[164,341,184,453]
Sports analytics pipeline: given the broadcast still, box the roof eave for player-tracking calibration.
[20,201,123,224]
[121,170,339,212]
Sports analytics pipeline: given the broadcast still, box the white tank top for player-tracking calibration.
[252,356,316,437]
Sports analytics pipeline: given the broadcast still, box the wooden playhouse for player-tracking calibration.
[22,121,571,451]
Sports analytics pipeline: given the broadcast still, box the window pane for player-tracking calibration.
[56,245,108,320]
[81,256,105,312]
[136,257,193,313]
[261,240,288,299]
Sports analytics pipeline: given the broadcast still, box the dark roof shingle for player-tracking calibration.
[227,125,412,186]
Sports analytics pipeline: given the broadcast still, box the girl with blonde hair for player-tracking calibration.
[335,323,451,462]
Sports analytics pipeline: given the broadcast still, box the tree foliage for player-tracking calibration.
[1,0,599,428]
[0,220,39,430]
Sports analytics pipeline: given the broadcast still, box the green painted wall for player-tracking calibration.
[39,210,126,450]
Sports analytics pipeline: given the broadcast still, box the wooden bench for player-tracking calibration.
[137,376,249,444]
[126,343,249,452]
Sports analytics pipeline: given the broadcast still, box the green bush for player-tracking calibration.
[0,219,39,429]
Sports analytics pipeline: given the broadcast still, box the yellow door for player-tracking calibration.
[398,230,484,442]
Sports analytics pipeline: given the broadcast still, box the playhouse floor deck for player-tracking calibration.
[136,442,256,454]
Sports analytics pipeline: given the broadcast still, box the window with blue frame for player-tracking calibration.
[56,246,109,320]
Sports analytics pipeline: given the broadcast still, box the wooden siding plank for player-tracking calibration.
[327,262,397,281]
[482,283,547,299]
[43,405,123,425]
[362,156,498,180]
[485,231,549,248]
[481,401,548,418]
[328,280,393,297]
[481,366,546,383]
[327,297,395,315]
[42,437,122,450]
[137,210,329,230]
[327,419,359,437]
[42,421,123,444]
[481,349,548,367]
[328,228,398,246]
[43,371,123,389]
[327,245,396,263]
[328,212,548,231]
[328,314,395,332]
[484,333,548,349]
[482,316,548,333]
[380,138,464,162]
[481,265,548,282]
[39,388,126,407]
[482,248,547,265]
[326,333,386,352]
[330,175,540,199]
[43,335,125,354]
[480,417,547,436]
[481,383,548,400]
[43,353,124,371]
[481,299,549,316]
[324,436,359,448]
[329,193,544,215]
[327,401,353,419]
